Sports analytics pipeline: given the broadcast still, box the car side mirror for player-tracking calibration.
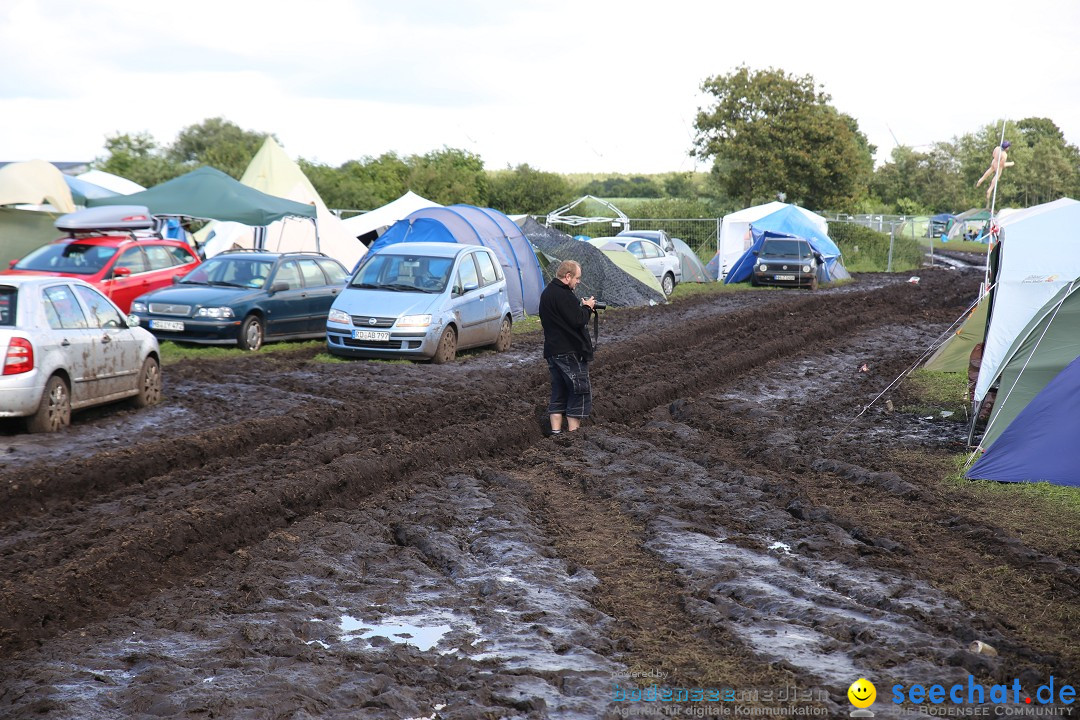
[172,275,181,284]
[7,259,16,269]
[463,281,479,293]
[113,266,131,278]
[268,282,289,294]
[127,313,140,327]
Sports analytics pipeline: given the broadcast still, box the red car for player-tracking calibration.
[0,208,201,313]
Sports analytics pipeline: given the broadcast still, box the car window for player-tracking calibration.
[455,254,480,294]
[166,245,198,266]
[14,243,115,275]
[298,259,328,288]
[144,245,178,271]
[273,261,302,290]
[73,285,124,329]
[317,259,348,285]
[475,251,500,287]
[761,240,812,258]
[114,247,149,275]
[0,286,16,326]
[626,241,645,259]
[641,242,663,259]
[43,285,89,329]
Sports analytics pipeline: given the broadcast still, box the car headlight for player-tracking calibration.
[130,301,147,313]
[195,306,235,319]
[396,314,432,328]
[802,265,811,273]
[758,263,767,273]
[327,309,352,325]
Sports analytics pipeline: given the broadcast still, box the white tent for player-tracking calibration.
[0,160,76,213]
[716,202,828,278]
[76,169,145,195]
[974,197,1080,403]
[340,191,440,243]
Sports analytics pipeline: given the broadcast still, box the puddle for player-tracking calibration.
[337,614,451,651]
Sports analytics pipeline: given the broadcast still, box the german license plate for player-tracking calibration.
[150,319,185,331]
[353,330,390,341]
[775,274,796,281]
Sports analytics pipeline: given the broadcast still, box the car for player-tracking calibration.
[325,242,513,363]
[750,236,823,290]
[0,205,201,313]
[607,237,681,295]
[129,250,350,351]
[617,229,677,255]
[0,276,162,433]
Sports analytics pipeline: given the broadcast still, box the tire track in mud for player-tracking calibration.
[0,272,981,656]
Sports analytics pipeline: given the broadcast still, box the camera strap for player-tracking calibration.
[590,307,600,348]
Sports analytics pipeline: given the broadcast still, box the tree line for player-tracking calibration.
[96,69,1080,219]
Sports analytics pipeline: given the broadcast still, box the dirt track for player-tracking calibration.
[2,268,1078,719]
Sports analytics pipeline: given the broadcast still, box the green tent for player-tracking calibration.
[0,207,64,268]
[924,296,988,373]
[86,166,317,226]
[587,238,666,294]
[981,279,1080,449]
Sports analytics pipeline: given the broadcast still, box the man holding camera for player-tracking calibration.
[539,260,597,435]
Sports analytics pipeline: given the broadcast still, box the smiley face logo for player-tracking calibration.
[848,678,876,709]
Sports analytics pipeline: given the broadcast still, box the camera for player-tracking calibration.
[593,301,607,311]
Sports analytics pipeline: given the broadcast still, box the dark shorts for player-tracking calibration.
[547,353,592,419]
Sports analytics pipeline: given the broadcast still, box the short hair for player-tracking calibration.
[556,260,581,279]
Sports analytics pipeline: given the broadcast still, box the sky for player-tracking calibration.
[2,0,1079,176]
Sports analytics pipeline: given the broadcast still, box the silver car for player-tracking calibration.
[0,276,162,432]
[609,237,681,295]
[325,242,513,363]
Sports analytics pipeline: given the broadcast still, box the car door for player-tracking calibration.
[101,245,151,313]
[297,259,335,333]
[626,241,662,283]
[450,253,486,347]
[73,284,141,398]
[40,284,100,405]
[264,260,307,337]
[473,249,505,340]
[144,244,196,294]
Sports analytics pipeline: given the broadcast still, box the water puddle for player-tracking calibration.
[337,614,452,651]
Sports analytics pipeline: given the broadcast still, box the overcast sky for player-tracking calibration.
[2,0,1078,176]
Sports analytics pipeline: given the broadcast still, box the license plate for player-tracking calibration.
[775,274,796,281]
[150,319,185,331]
[353,330,390,341]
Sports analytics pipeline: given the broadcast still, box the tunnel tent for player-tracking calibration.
[516,217,666,307]
[369,205,544,317]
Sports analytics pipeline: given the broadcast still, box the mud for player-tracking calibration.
[2,268,1077,719]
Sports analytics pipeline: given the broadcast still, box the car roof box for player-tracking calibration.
[55,205,155,232]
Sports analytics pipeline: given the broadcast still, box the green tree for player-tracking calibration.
[301,152,411,211]
[166,117,272,179]
[487,164,573,214]
[94,132,181,188]
[692,66,874,212]
[406,147,488,206]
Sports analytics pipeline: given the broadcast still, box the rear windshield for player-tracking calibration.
[15,242,117,274]
[0,286,15,326]
[760,239,813,258]
[350,254,455,294]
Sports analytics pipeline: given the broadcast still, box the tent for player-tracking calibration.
[76,170,145,195]
[717,202,829,279]
[196,138,366,270]
[341,191,441,245]
[371,205,544,317]
[972,198,1080,407]
[0,207,63,269]
[672,237,713,283]
[587,239,667,295]
[516,217,666,308]
[946,208,991,240]
[929,213,955,238]
[723,206,849,284]
[923,295,988,373]
[87,166,317,226]
[0,160,76,213]
[63,174,119,205]
[966,354,1080,486]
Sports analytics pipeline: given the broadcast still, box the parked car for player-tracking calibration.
[617,229,676,255]
[0,276,162,433]
[129,250,349,351]
[0,205,201,313]
[751,236,823,290]
[326,242,513,363]
[608,237,681,295]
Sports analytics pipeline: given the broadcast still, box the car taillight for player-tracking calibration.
[3,337,33,375]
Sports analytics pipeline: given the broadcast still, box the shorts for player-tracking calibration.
[547,353,592,419]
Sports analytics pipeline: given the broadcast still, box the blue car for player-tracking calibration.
[130,250,349,350]
[326,242,513,363]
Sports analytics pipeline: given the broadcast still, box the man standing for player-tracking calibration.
[539,260,597,434]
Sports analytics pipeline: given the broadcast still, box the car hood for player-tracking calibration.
[332,288,442,318]
[136,284,263,306]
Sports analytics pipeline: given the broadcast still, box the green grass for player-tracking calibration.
[159,339,325,366]
[898,369,969,419]
[923,239,992,254]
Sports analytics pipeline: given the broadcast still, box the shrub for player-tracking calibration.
[830,223,923,272]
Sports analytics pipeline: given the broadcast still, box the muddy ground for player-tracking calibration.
[1,267,1078,719]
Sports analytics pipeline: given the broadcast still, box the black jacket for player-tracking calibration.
[539,278,593,360]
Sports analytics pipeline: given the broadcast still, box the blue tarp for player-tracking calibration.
[367,205,545,317]
[723,205,847,284]
[966,355,1080,486]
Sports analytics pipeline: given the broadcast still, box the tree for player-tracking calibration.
[692,66,874,212]
[94,132,181,188]
[301,152,411,211]
[166,117,272,179]
[406,147,488,206]
[487,164,573,215]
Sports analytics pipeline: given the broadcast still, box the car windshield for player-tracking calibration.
[181,257,273,288]
[350,253,454,293]
[14,243,116,275]
[760,239,813,259]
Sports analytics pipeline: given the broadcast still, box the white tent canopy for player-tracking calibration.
[340,191,440,242]
[717,202,828,278]
[0,159,76,213]
[974,197,1080,403]
[76,169,145,195]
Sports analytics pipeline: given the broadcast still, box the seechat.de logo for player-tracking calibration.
[848,678,877,717]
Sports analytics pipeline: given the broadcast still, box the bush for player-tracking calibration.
[830,223,923,272]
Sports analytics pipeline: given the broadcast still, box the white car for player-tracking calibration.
[609,237,681,295]
[0,276,162,432]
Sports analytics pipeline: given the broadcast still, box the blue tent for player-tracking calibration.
[367,205,544,317]
[723,205,848,284]
[62,174,119,205]
[966,355,1080,486]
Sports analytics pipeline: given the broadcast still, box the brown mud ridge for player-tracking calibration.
[2,269,1078,719]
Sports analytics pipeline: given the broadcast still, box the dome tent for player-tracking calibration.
[370,205,544,318]
[723,205,848,285]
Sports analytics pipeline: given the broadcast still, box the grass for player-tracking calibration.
[897,368,969,419]
[159,339,324,366]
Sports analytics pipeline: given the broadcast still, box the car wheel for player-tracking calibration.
[27,375,71,433]
[661,273,675,296]
[238,314,264,351]
[750,274,759,287]
[132,356,162,408]
[493,316,512,352]
[431,326,457,364]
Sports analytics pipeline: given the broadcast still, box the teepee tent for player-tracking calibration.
[341,191,441,245]
[0,160,76,213]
